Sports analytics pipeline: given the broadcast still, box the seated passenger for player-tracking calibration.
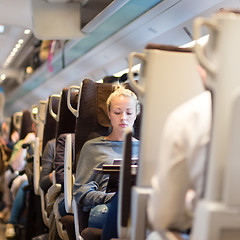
[4,129,36,238]
[0,126,36,223]
[0,122,13,177]
[0,122,19,179]
[39,138,62,240]
[147,66,211,239]
[54,133,75,193]
[72,85,140,230]
[5,178,28,238]
[40,138,56,194]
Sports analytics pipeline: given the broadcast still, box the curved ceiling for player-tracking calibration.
[1,0,240,116]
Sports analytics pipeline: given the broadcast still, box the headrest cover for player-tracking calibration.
[97,86,112,128]
[145,43,192,53]
[217,9,240,14]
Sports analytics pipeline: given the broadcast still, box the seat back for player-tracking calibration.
[56,88,78,140]
[192,11,240,240]
[19,110,34,140]
[74,79,112,170]
[42,95,59,152]
[31,101,47,145]
[32,100,47,196]
[129,44,204,187]
[39,95,60,228]
[51,88,79,240]
[58,79,114,239]
[128,44,204,240]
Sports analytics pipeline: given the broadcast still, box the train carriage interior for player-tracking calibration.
[0,0,240,239]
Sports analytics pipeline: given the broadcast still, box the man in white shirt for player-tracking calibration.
[147,67,211,239]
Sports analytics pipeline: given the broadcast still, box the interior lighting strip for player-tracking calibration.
[2,29,31,69]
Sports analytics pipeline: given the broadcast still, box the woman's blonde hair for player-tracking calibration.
[106,84,138,112]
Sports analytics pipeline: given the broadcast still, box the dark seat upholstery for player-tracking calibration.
[81,227,102,240]
[39,95,59,228]
[51,87,79,239]
[19,110,34,140]
[55,87,78,140]
[59,214,76,240]
[42,95,59,152]
[18,110,48,238]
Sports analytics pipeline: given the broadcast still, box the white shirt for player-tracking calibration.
[148,91,212,231]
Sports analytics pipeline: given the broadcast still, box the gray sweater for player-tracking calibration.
[40,138,55,193]
[73,136,140,211]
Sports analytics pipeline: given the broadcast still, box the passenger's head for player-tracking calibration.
[106,85,138,137]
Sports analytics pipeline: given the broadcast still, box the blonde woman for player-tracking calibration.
[72,85,140,232]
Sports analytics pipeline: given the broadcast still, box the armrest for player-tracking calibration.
[33,137,40,195]
[64,134,74,213]
[47,183,62,204]
[40,188,49,227]
[118,127,133,239]
[72,198,82,240]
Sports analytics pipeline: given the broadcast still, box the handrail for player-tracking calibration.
[49,94,61,122]
[67,84,82,118]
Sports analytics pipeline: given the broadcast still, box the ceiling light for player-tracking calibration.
[0,25,4,34]
[2,37,25,68]
[24,29,31,35]
[113,63,141,77]
[26,66,33,74]
[180,34,209,48]
[96,79,104,83]
[1,74,6,81]
[32,106,38,115]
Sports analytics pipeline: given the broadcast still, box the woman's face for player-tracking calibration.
[108,95,137,134]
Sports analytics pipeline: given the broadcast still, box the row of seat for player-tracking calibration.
[4,43,205,240]
[22,78,141,240]
[5,12,240,238]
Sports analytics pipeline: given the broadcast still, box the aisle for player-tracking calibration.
[0,223,6,240]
